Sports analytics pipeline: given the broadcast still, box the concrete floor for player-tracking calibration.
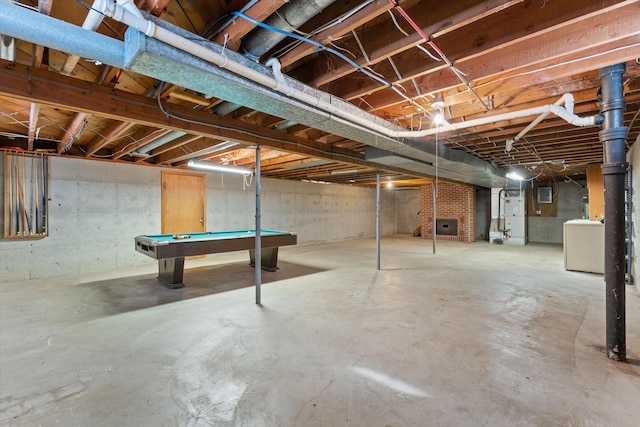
[1,235,639,426]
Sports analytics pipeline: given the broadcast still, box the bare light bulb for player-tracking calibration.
[434,111,444,125]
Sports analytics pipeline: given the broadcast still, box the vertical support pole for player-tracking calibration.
[6,152,13,236]
[468,189,471,243]
[376,172,381,270]
[432,181,436,254]
[255,145,262,305]
[42,156,47,235]
[599,63,628,361]
[625,165,633,286]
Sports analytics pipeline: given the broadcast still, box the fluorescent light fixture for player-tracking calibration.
[506,171,525,181]
[187,160,253,176]
[283,159,332,170]
[330,169,360,175]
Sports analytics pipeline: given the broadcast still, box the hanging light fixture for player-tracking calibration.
[431,97,445,108]
[187,160,253,176]
[431,97,446,126]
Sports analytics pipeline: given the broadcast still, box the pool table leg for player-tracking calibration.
[157,257,185,288]
[249,247,280,272]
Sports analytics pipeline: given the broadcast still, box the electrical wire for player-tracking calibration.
[155,90,368,164]
[519,137,555,178]
[416,45,441,63]
[388,0,490,112]
[387,9,441,63]
[61,120,89,153]
[313,0,375,34]
[230,11,427,113]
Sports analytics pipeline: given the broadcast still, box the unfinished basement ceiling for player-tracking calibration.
[0,0,639,187]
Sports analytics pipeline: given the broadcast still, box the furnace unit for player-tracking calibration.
[489,188,527,245]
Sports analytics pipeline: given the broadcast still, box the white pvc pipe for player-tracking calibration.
[1,35,15,61]
[506,93,576,151]
[61,0,109,74]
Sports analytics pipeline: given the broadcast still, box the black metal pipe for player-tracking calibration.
[599,63,628,362]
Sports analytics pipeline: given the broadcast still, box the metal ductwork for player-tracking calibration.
[239,0,335,61]
[0,1,511,187]
[211,102,242,116]
[121,18,510,186]
[4,0,597,188]
[0,1,124,69]
[132,130,186,156]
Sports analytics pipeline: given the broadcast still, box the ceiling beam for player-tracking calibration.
[32,0,53,69]
[27,103,40,151]
[278,0,395,68]
[0,61,438,179]
[302,0,523,88]
[212,0,286,49]
[112,128,172,159]
[85,120,135,157]
[57,112,88,154]
[140,134,202,161]
[323,0,639,106]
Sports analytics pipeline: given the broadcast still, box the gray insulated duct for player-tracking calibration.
[240,0,335,60]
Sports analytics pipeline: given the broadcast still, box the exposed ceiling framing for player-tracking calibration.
[0,0,639,188]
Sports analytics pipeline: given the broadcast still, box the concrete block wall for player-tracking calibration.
[395,189,420,234]
[419,182,476,242]
[527,181,587,244]
[0,156,397,282]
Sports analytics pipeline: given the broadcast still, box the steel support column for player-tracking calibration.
[255,145,262,305]
[599,63,628,361]
[376,172,381,270]
[432,182,437,254]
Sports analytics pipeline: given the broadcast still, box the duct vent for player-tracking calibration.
[436,219,458,236]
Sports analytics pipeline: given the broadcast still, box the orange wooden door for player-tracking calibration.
[587,164,604,221]
[161,171,206,234]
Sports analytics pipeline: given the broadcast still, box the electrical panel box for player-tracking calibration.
[537,186,553,203]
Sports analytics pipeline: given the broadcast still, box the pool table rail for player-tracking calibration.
[134,230,297,288]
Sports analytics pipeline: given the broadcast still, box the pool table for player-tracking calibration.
[134,229,297,288]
